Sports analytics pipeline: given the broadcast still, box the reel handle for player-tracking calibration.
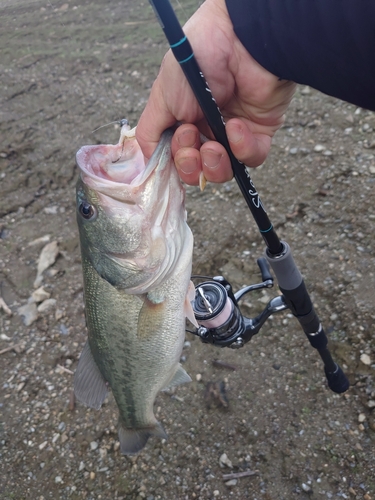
[257,257,273,283]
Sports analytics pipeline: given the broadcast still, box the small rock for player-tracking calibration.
[314,144,325,152]
[18,302,38,326]
[219,453,233,469]
[31,287,51,303]
[34,241,59,286]
[79,461,85,471]
[213,491,220,497]
[367,400,375,408]
[360,353,371,365]
[196,373,202,382]
[113,441,120,452]
[61,433,68,443]
[364,494,372,500]
[39,441,48,450]
[302,483,312,493]
[358,413,366,423]
[90,441,99,451]
[89,472,95,480]
[225,479,238,487]
[55,476,63,484]
[37,299,57,313]
[16,382,25,392]
[0,334,11,341]
[43,206,58,215]
[55,309,64,320]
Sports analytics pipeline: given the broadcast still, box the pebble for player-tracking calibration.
[213,491,220,497]
[302,483,312,492]
[90,441,99,451]
[360,353,371,365]
[34,241,59,287]
[89,472,95,480]
[31,287,51,303]
[219,453,233,469]
[367,400,375,408]
[314,144,326,152]
[225,479,237,487]
[55,476,63,484]
[37,299,57,313]
[358,413,366,423]
[196,374,202,382]
[39,441,48,450]
[18,302,38,326]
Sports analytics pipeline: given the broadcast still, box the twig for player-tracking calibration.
[222,470,259,480]
[0,343,21,355]
[57,364,74,375]
[212,359,237,371]
[0,297,12,316]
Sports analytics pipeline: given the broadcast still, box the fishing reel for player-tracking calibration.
[190,257,288,349]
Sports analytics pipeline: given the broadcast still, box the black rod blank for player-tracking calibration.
[149,0,349,394]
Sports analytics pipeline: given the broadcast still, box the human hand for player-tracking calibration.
[136,0,296,185]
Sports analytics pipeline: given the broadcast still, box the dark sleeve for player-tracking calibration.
[226,0,375,111]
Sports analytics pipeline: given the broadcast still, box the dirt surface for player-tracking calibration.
[1,1,375,499]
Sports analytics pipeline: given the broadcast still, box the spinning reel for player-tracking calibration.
[191,257,286,348]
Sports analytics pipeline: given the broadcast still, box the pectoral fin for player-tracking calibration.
[162,363,192,391]
[74,340,108,410]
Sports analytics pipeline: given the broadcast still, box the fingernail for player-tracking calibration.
[177,129,197,148]
[177,157,198,175]
[202,150,222,170]
[227,124,244,144]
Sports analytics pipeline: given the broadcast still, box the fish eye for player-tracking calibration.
[79,201,97,221]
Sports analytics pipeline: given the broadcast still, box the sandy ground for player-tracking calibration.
[1,1,374,499]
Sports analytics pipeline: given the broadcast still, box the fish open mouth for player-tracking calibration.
[76,126,146,186]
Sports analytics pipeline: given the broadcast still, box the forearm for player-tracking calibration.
[226,0,375,111]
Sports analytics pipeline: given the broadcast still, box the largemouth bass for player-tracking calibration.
[74,123,196,455]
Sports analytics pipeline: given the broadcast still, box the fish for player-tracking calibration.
[74,122,197,455]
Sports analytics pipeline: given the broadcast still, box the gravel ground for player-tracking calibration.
[0,1,374,499]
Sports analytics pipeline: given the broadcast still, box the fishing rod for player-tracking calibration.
[149,0,349,394]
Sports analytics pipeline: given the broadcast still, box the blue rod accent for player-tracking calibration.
[178,53,194,64]
[170,36,186,48]
[260,225,273,233]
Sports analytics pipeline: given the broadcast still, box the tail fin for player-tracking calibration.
[118,420,168,455]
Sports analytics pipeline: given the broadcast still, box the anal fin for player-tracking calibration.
[118,420,167,455]
[74,340,108,410]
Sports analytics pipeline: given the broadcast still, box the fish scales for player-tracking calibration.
[74,124,196,455]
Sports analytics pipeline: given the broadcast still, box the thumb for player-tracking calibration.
[226,118,272,167]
